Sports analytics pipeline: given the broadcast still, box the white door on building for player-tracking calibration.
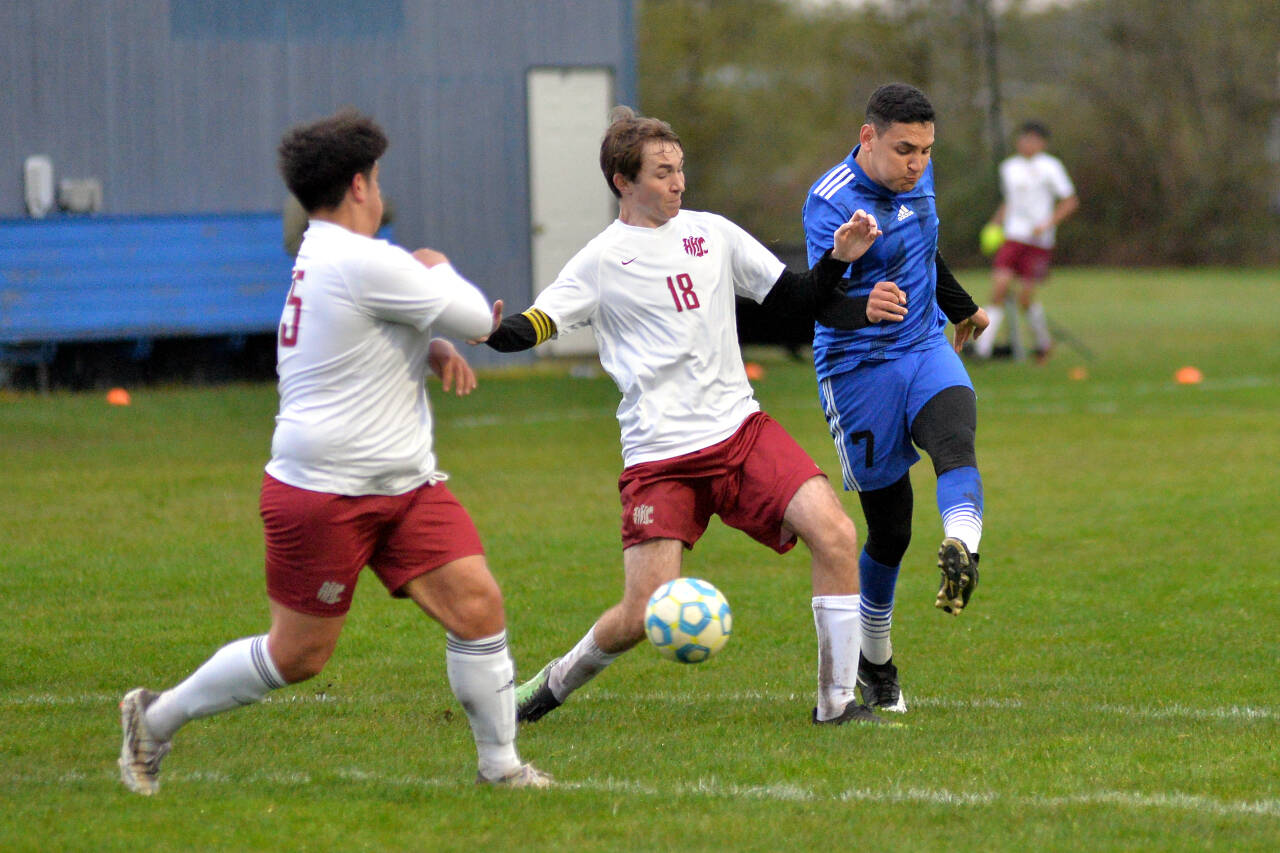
[527,67,616,356]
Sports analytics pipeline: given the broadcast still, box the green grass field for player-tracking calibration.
[2,267,1277,851]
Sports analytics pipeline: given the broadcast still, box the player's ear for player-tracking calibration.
[859,123,876,148]
[347,171,366,204]
[612,172,630,196]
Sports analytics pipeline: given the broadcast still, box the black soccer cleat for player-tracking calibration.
[515,658,563,723]
[812,700,886,725]
[857,654,907,713]
[936,537,979,614]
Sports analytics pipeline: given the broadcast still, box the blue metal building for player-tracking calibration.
[0,0,636,380]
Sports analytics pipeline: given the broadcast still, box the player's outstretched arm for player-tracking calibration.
[478,305,558,353]
[759,211,880,318]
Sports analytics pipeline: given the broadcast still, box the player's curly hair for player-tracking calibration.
[865,83,935,133]
[278,109,388,213]
[599,106,682,198]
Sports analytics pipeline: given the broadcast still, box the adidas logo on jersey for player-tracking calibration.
[897,204,914,222]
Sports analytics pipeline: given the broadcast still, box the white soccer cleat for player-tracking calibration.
[118,688,171,795]
[476,763,554,789]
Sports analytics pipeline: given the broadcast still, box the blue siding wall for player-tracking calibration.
[0,214,291,343]
[0,1,635,362]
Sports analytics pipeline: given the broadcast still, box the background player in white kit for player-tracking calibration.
[481,107,885,726]
[118,109,550,793]
[974,121,1078,362]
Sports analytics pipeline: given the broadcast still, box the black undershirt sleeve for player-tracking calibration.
[817,250,979,331]
[758,250,851,317]
[934,250,979,324]
[484,308,555,353]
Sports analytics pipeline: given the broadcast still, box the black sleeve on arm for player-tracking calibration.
[935,250,979,324]
[758,250,851,318]
[484,308,556,353]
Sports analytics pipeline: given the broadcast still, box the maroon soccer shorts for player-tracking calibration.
[993,239,1053,281]
[617,412,824,554]
[260,473,484,617]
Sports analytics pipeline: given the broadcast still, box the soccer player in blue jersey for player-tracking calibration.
[802,83,989,714]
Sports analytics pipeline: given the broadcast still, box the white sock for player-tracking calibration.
[859,598,894,665]
[446,630,521,780]
[942,507,983,556]
[548,624,619,701]
[812,594,861,721]
[975,305,1003,357]
[145,635,286,742]
[1027,302,1051,352]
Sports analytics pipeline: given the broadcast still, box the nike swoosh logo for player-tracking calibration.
[621,257,638,265]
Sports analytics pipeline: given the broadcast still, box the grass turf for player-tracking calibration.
[0,267,1276,851]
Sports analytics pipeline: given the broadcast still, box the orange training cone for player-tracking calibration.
[106,387,132,406]
[1174,366,1203,385]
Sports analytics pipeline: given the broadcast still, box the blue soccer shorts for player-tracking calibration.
[817,341,973,492]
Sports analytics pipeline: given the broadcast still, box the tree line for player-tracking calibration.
[636,0,1279,266]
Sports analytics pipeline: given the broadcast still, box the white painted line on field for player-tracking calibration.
[447,407,614,429]
[41,765,1278,818]
[600,690,1277,721]
[3,691,1274,722]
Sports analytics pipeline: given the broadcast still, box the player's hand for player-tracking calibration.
[428,338,477,395]
[951,307,990,352]
[831,209,881,262]
[412,248,449,268]
[866,281,907,323]
[467,299,504,345]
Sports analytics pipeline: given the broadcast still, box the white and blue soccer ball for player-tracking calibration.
[644,577,732,664]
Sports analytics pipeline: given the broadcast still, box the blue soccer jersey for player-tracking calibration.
[803,147,948,380]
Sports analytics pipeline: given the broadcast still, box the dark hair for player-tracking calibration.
[1019,120,1050,139]
[865,83,935,133]
[599,106,682,198]
[278,109,389,212]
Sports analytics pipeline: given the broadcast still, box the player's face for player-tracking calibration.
[1016,131,1046,158]
[859,121,934,194]
[618,141,684,228]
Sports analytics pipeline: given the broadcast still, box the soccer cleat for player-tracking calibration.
[936,537,979,614]
[857,654,908,713]
[118,688,171,795]
[811,700,886,725]
[515,658,562,723]
[477,763,554,788]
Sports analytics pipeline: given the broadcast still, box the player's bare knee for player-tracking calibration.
[445,592,506,640]
[275,646,331,684]
[798,510,858,565]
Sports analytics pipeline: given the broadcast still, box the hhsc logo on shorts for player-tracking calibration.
[316,581,346,605]
[632,504,654,525]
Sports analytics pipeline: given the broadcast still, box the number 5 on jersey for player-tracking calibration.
[281,269,304,347]
[666,273,700,312]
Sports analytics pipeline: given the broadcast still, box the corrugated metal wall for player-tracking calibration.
[1,0,635,352]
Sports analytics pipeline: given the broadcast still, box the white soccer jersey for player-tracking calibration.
[266,220,492,495]
[999,152,1076,248]
[534,209,786,467]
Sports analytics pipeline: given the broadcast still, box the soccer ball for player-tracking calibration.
[644,577,732,664]
[979,222,1005,256]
